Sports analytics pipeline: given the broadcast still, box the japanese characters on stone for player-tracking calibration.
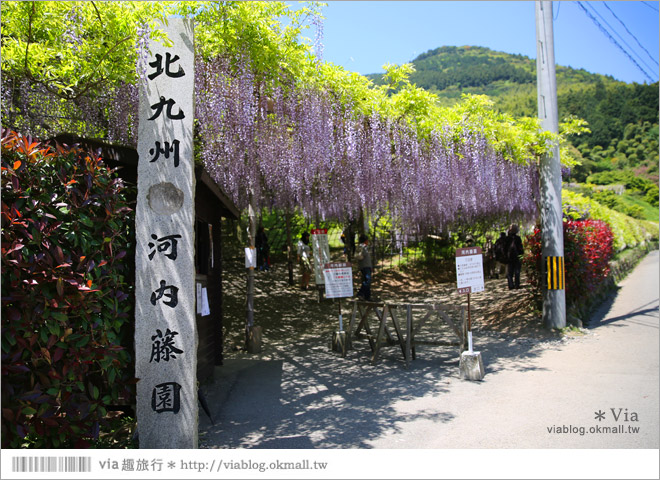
[134,17,197,448]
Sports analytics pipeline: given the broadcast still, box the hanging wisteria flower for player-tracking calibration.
[311,10,324,63]
[63,6,84,52]
[3,42,541,235]
[135,23,152,85]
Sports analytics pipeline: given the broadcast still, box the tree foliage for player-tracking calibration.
[1,1,169,99]
[562,190,658,251]
[383,46,659,185]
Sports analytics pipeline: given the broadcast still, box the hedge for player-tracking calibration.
[1,130,134,448]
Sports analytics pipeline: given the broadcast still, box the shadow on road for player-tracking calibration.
[199,261,573,448]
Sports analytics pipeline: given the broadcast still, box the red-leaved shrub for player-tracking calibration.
[1,130,133,448]
[524,219,615,312]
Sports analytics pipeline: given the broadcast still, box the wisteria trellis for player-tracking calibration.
[2,53,539,234]
[194,55,539,233]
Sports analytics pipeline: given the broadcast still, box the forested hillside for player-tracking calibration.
[368,46,659,186]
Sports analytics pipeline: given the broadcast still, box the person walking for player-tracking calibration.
[297,231,312,290]
[255,226,270,271]
[493,231,508,279]
[506,224,524,290]
[483,234,496,279]
[354,234,372,301]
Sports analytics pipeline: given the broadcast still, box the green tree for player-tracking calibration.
[1,1,169,99]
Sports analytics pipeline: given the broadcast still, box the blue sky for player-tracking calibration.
[307,1,659,84]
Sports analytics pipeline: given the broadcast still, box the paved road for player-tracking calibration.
[368,249,659,449]
[200,250,659,451]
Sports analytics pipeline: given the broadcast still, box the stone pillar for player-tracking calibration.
[134,18,198,448]
[459,351,485,381]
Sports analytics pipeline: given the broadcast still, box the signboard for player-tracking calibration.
[323,262,354,299]
[244,247,256,269]
[455,247,485,294]
[134,18,197,449]
[311,228,331,285]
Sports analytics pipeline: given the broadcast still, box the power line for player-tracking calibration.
[642,1,659,13]
[576,1,656,83]
[585,2,658,78]
[602,2,659,67]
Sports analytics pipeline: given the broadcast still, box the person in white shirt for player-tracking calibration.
[296,231,312,290]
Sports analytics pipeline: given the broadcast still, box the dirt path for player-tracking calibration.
[199,251,657,463]
[366,250,659,449]
[219,258,553,357]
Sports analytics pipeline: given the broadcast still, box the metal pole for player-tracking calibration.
[467,292,473,353]
[536,1,566,329]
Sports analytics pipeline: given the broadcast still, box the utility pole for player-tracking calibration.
[535,1,566,329]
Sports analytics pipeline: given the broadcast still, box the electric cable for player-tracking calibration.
[576,1,656,83]
[641,1,658,13]
[602,2,658,67]
[584,1,657,77]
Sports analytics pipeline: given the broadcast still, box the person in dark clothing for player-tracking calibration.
[255,226,270,271]
[483,234,496,279]
[341,223,356,260]
[506,224,524,290]
[354,234,372,301]
[493,231,508,279]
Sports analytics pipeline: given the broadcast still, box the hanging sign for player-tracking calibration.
[134,17,198,449]
[323,262,354,299]
[455,247,485,294]
[311,229,331,285]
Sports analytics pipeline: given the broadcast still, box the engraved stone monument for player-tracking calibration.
[134,18,198,448]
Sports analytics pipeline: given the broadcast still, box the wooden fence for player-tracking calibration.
[347,300,468,368]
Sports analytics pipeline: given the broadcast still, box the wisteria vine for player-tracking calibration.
[194,54,539,233]
[2,52,539,234]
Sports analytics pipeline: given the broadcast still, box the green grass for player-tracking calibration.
[619,192,659,222]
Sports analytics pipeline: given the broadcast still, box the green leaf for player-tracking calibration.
[22,406,37,416]
[79,215,93,227]
[46,322,61,337]
[51,312,68,322]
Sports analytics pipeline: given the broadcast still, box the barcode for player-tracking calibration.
[12,456,91,473]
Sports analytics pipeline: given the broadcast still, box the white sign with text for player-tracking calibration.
[455,247,485,294]
[323,262,354,299]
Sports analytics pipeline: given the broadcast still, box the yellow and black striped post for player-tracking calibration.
[545,256,565,290]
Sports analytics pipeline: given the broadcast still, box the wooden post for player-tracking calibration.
[245,195,261,353]
[467,292,473,353]
[285,210,294,286]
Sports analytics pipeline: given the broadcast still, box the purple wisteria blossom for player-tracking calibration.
[2,51,539,234]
